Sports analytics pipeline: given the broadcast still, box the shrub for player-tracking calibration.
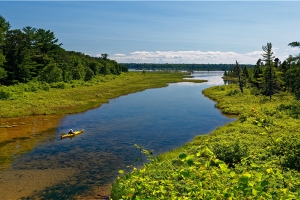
[50,82,66,89]
[277,101,300,119]
[25,82,39,92]
[226,89,240,96]
[212,140,249,165]
[39,81,50,91]
[269,134,300,171]
[0,88,11,99]
[250,87,261,96]
[239,114,247,122]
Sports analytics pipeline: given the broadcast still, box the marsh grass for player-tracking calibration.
[0,72,194,117]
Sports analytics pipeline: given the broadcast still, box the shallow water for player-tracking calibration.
[0,71,235,199]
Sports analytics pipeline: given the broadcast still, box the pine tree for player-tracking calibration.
[261,43,280,101]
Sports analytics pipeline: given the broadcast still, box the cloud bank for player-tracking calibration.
[109,50,266,64]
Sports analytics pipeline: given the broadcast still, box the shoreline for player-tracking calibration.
[0,72,206,118]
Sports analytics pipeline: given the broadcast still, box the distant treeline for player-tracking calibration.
[123,63,254,71]
[0,15,128,86]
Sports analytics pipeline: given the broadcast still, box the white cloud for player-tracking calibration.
[109,50,270,64]
[113,53,126,57]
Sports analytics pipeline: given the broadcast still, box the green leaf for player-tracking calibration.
[261,180,269,187]
[239,173,251,184]
[252,188,258,196]
[249,181,255,187]
[119,170,124,174]
[187,159,194,167]
[179,152,187,160]
[219,163,230,173]
[180,171,190,178]
[230,172,236,177]
[186,154,194,160]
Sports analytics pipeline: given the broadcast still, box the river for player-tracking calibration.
[0,71,235,199]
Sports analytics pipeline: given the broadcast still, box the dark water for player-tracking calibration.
[4,72,235,199]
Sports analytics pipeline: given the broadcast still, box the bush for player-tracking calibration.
[24,82,39,92]
[212,140,249,165]
[226,89,240,96]
[277,101,300,119]
[250,87,261,96]
[269,134,300,171]
[39,81,50,91]
[0,88,11,99]
[50,82,66,89]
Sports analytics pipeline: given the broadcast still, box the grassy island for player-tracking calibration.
[111,84,300,199]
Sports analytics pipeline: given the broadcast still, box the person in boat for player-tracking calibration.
[68,129,75,134]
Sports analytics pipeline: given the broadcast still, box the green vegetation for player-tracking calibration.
[0,72,196,117]
[0,15,127,86]
[111,85,300,199]
[224,42,300,100]
[111,42,300,199]
[0,15,206,118]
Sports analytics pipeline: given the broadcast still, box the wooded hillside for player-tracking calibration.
[0,15,128,86]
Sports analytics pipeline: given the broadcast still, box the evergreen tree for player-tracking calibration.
[235,61,246,93]
[252,59,263,88]
[261,43,280,101]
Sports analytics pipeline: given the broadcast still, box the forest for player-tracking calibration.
[124,63,254,71]
[0,15,128,89]
[224,42,300,100]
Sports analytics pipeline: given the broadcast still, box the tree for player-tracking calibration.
[288,41,300,48]
[0,15,10,66]
[285,64,300,99]
[84,67,94,81]
[251,59,263,88]
[261,43,280,101]
[0,67,7,84]
[89,61,101,75]
[3,29,29,83]
[101,53,109,60]
[34,29,62,65]
[235,60,246,93]
[39,63,63,83]
[274,58,280,68]
[72,63,85,80]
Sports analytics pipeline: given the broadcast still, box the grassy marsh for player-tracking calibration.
[111,84,300,199]
[0,72,200,118]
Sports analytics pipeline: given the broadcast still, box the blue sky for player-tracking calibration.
[1,1,300,64]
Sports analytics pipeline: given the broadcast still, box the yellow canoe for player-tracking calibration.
[61,129,84,139]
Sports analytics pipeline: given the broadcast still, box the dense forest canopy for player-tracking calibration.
[0,15,128,86]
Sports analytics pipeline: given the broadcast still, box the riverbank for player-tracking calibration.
[111,84,300,199]
[0,72,205,118]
